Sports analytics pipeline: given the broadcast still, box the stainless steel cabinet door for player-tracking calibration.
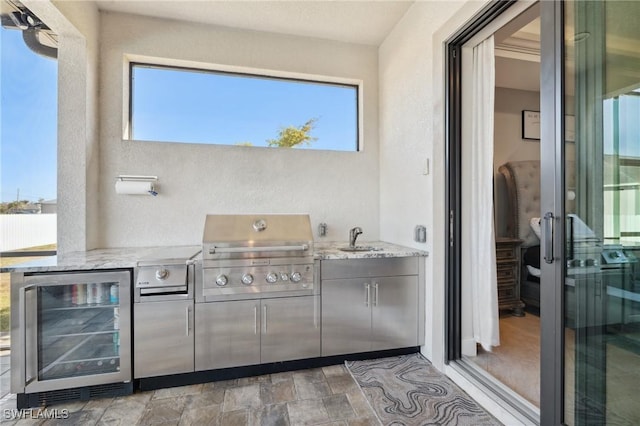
[195,300,260,370]
[370,276,419,351]
[260,296,320,363]
[321,279,372,356]
[134,300,194,378]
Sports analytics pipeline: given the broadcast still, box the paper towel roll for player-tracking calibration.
[115,180,155,195]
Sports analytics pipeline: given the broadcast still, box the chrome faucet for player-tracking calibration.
[349,227,363,248]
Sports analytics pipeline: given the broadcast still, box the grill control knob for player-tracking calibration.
[266,272,278,283]
[215,274,228,286]
[241,274,254,285]
[155,268,169,280]
[280,272,289,281]
[290,272,302,283]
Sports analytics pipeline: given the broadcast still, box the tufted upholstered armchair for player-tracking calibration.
[497,160,575,308]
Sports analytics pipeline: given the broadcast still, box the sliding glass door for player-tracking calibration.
[447,1,639,423]
[541,1,640,424]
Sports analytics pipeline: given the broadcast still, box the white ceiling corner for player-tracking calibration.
[94,0,414,46]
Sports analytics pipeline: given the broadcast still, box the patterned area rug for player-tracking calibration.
[346,354,501,426]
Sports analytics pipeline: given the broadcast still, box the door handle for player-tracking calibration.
[365,283,370,307]
[373,282,379,307]
[314,294,320,328]
[543,212,554,264]
[20,285,37,386]
[254,305,258,335]
[263,305,268,334]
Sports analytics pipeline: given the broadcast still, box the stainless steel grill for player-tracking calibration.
[198,214,316,302]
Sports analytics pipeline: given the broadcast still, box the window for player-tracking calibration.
[603,90,640,243]
[1,1,58,351]
[129,63,359,151]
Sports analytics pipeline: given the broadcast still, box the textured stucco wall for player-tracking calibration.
[494,88,541,167]
[379,0,469,369]
[98,12,380,248]
[24,0,101,254]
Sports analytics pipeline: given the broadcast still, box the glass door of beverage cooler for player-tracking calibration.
[13,270,131,394]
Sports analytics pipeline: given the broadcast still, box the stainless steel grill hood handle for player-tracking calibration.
[208,244,309,255]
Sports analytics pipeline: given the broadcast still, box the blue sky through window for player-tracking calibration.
[1,26,57,203]
[603,94,640,158]
[131,65,358,151]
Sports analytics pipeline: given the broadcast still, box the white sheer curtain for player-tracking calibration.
[471,35,499,351]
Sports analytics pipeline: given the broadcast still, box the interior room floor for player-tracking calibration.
[469,312,640,424]
[469,312,541,407]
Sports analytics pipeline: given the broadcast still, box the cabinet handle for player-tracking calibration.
[314,294,320,328]
[263,305,268,334]
[365,283,370,307]
[374,282,379,307]
[254,305,258,335]
[185,306,190,336]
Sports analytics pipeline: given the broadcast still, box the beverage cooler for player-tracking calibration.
[11,270,132,408]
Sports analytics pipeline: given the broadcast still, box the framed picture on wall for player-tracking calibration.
[522,110,540,140]
[522,110,576,142]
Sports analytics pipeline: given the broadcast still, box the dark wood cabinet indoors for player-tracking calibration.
[495,237,525,316]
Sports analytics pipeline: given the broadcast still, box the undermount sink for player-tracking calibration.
[338,246,384,252]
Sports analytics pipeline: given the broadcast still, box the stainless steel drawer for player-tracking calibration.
[321,257,419,280]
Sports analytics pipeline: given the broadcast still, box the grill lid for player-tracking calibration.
[202,214,313,259]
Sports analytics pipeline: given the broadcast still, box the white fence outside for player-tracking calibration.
[0,214,57,251]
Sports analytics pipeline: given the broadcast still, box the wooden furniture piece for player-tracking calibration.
[498,160,577,309]
[496,237,525,316]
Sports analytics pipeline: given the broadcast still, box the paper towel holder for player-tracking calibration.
[116,175,158,196]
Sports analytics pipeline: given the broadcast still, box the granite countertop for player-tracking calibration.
[2,242,427,273]
[0,246,202,273]
[313,241,428,260]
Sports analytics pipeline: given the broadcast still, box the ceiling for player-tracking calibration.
[495,55,540,92]
[94,0,414,46]
[495,2,640,95]
[495,7,541,93]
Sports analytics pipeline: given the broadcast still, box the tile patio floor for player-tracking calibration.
[0,364,380,425]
